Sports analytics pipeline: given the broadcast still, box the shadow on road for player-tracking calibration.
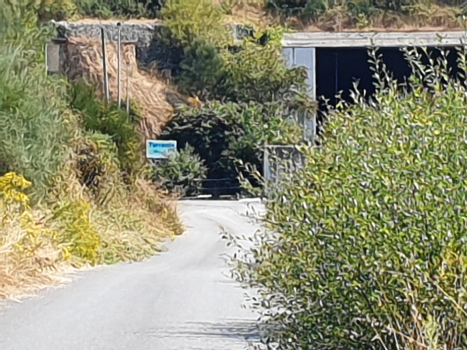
[139,320,259,342]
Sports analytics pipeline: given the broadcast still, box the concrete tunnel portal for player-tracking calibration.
[281,31,467,136]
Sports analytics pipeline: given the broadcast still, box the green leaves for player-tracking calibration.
[161,0,230,48]
[228,48,467,349]
[177,39,225,96]
[161,101,304,182]
[217,34,308,103]
[0,35,69,201]
[74,0,164,19]
[69,80,144,177]
[151,145,207,197]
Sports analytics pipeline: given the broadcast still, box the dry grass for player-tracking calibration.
[63,37,174,138]
[213,1,466,32]
[89,180,183,263]
[223,4,275,30]
[0,206,74,301]
[299,4,464,32]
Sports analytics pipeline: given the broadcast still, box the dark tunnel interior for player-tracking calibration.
[315,46,461,122]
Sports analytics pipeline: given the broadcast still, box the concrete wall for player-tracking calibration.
[49,20,254,73]
[51,20,253,44]
[51,20,162,46]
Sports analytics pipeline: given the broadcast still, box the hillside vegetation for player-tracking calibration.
[0,0,310,297]
[0,0,182,300]
[34,0,467,31]
[151,0,314,196]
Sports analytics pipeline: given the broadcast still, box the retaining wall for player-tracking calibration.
[49,20,254,72]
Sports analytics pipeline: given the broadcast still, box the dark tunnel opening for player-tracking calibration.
[315,46,461,130]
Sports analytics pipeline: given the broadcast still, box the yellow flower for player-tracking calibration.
[61,247,71,261]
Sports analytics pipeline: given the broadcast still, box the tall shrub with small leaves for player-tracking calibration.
[227,47,467,349]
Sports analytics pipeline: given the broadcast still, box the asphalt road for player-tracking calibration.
[0,200,264,350]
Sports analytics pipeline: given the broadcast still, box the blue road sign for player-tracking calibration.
[146,140,177,159]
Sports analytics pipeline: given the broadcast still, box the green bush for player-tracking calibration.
[156,0,231,98]
[151,145,207,197]
[347,0,374,17]
[157,0,314,196]
[227,48,467,349]
[160,101,304,181]
[0,33,69,200]
[158,26,309,102]
[74,0,165,18]
[69,81,144,176]
[160,0,230,48]
[216,29,309,103]
[177,38,225,98]
[53,199,101,266]
[37,0,78,22]
[158,0,309,103]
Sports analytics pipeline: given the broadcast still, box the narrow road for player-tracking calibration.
[0,200,263,350]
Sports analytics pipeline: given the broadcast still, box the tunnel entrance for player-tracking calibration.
[313,45,460,135]
[315,46,460,109]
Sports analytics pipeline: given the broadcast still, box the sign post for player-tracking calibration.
[146,140,177,159]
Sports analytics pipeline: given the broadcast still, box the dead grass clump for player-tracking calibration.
[91,179,184,264]
[63,37,174,138]
[286,3,464,32]
[219,1,275,30]
[216,0,464,32]
[0,209,73,301]
[0,173,73,300]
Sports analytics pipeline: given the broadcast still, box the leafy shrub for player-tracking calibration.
[347,0,374,17]
[53,200,100,266]
[156,0,232,97]
[228,48,467,349]
[160,101,304,182]
[156,15,309,103]
[160,0,230,48]
[0,37,69,201]
[151,145,207,197]
[216,29,309,103]
[176,38,225,98]
[74,0,165,18]
[69,81,144,176]
[37,0,78,22]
